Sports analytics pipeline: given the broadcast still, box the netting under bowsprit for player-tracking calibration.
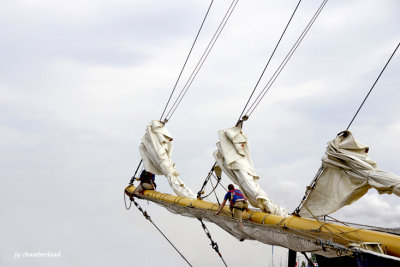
[132,192,354,258]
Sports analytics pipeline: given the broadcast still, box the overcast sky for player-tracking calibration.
[1,0,399,266]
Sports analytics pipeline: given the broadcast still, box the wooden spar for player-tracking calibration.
[125,185,400,258]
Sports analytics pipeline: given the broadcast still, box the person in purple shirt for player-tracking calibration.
[216,184,248,230]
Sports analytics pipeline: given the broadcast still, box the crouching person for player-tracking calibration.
[133,170,156,195]
[216,184,248,230]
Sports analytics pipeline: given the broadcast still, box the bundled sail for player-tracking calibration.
[214,126,288,216]
[299,131,400,218]
[139,120,196,198]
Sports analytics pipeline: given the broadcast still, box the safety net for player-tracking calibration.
[128,189,383,259]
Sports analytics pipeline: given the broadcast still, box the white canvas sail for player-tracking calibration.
[214,126,288,217]
[139,120,196,198]
[299,131,400,218]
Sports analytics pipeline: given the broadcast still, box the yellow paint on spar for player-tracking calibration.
[125,185,400,258]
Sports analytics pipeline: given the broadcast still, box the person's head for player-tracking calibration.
[228,184,235,191]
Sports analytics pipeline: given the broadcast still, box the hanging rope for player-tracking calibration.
[163,0,239,122]
[130,196,193,267]
[346,42,400,130]
[208,176,222,205]
[160,0,215,121]
[241,0,328,121]
[197,163,217,197]
[198,219,228,267]
[124,190,132,210]
[199,174,222,204]
[237,0,303,124]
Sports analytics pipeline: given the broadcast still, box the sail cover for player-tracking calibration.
[214,126,288,217]
[299,131,400,218]
[139,120,196,198]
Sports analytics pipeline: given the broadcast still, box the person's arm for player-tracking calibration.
[216,199,227,215]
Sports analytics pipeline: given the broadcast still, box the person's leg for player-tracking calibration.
[133,184,144,195]
[233,202,244,230]
[142,183,154,190]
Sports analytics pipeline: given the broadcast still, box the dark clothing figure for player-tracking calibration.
[133,170,156,195]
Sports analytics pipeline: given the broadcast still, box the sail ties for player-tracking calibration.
[296,43,400,218]
[139,120,196,198]
[297,131,400,218]
[214,125,288,217]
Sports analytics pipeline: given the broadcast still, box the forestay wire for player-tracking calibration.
[162,0,240,123]
[237,0,303,124]
[160,0,215,121]
[130,0,216,185]
[294,42,399,215]
[198,218,228,266]
[127,3,240,264]
[346,42,400,130]
[127,194,194,267]
[238,0,328,123]
[199,0,307,204]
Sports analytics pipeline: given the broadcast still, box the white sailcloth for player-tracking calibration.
[214,126,288,217]
[139,120,196,198]
[299,131,400,218]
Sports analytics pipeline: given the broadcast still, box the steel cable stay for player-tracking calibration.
[127,2,241,265]
[346,42,400,130]
[198,218,228,267]
[198,0,324,212]
[130,2,217,186]
[128,0,215,196]
[163,0,239,122]
[127,194,194,267]
[197,0,306,211]
[160,0,215,121]
[130,0,217,189]
[242,0,329,120]
[237,0,303,125]
[160,0,240,208]
[294,42,400,216]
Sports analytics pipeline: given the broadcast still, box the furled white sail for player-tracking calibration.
[214,126,288,217]
[299,131,400,218]
[139,120,196,198]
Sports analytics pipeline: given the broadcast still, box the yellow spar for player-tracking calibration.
[125,185,400,258]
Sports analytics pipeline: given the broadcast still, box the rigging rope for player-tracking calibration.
[346,42,400,130]
[240,0,328,122]
[295,42,400,215]
[160,0,215,121]
[237,0,303,124]
[163,0,239,122]
[200,173,222,204]
[124,190,132,210]
[198,219,228,267]
[293,165,324,215]
[208,176,222,205]
[129,159,143,185]
[130,196,193,267]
